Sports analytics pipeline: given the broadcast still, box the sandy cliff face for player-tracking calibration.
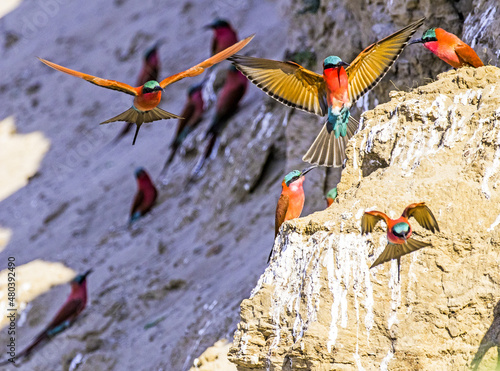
[229,66,500,370]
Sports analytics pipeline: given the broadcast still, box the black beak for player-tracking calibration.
[155,86,164,92]
[203,23,215,30]
[409,38,424,45]
[82,269,93,279]
[301,165,318,176]
[339,61,350,67]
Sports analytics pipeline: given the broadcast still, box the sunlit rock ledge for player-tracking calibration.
[229,66,500,370]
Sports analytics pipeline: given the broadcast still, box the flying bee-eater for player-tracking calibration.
[205,19,239,55]
[409,27,484,68]
[230,18,424,167]
[0,270,92,365]
[130,167,157,223]
[269,166,317,262]
[113,43,162,144]
[38,34,254,145]
[326,187,337,207]
[162,84,205,173]
[361,202,439,279]
[191,65,248,177]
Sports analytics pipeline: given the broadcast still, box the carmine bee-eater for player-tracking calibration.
[162,84,205,172]
[38,35,254,145]
[205,19,239,55]
[326,187,337,207]
[0,270,92,365]
[268,166,317,262]
[192,65,248,177]
[230,18,424,167]
[361,202,439,279]
[130,167,157,223]
[409,27,484,68]
[113,43,162,143]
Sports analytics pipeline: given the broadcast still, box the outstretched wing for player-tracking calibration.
[371,239,430,268]
[403,202,440,233]
[275,193,290,237]
[38,58,138,96]
[361,210,389,234]
[229,55,327,116]
[160,35,254,88]
[346,17,425,104]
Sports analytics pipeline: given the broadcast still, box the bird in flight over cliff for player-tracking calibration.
[0,270,92,365]
[269,166,317,263]
[130,167,158,224]
[111,43,162,145]
[361,202,439,280]
[38,35,254,145]
[229,18,424,167]
[409,28,484,68]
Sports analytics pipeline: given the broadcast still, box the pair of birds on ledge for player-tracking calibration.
[271,167,440,279]
[39,19,483,167]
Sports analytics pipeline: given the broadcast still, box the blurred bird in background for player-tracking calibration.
[205,19,238,55]
[191,65,248,178]
[130,168,158,223]
[161,83,205,175]
[0,270,92,365]
[409,27,484,68]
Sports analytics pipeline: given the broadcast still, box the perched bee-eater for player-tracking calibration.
[192,65,248,176]
[38,35,254,145]
[1,270,92,364]
[130,168,157,223]
[269,166,317,262]
[113,43,162,143]
[205,19,239,55]
[162,84,205,172]
[361,202,439,279]
[409,27,484,68]
[326,187,337,207]
[230,18,424,167]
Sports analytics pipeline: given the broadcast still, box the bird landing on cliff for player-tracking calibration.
[409,28,484,68]
[269,166,317,263]
[230,18,425,167]
[361,202,439,280]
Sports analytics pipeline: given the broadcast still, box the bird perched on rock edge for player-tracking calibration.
[409,27,484,68]
[269,166,317,262]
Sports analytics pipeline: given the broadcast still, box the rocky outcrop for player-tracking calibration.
[229,66,500,370]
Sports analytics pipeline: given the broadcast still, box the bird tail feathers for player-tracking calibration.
[302,116,358,167]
